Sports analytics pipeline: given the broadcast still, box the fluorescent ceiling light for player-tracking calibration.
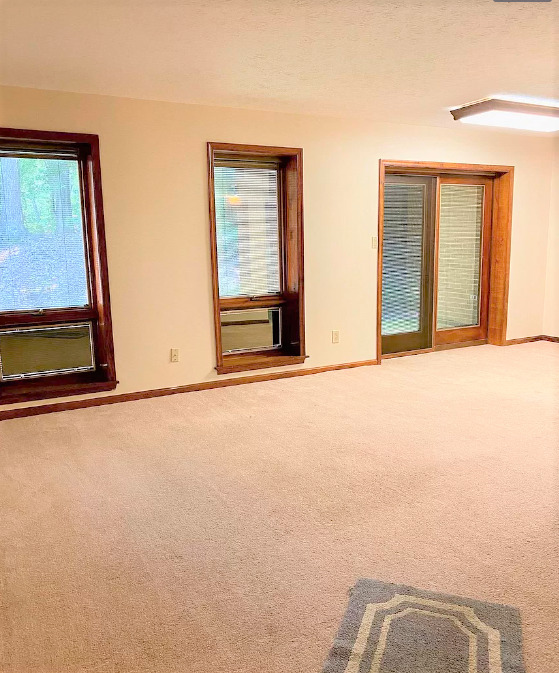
[495,94,559,107]
[459,110,559,132]
[450,98,559,133]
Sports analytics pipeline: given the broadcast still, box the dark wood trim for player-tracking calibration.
[431,175,441,346]
[434,339,488,351]
[376,164,385,364]
[0,379,117,405]
[0,307,96,327]
[451,99,559,122]
[87,133,116,382]
[207,142,305,373]
[505,336,541,346]
[377,160,514,361]
[207,142,304,157]
[215,158,282,170]
[219,295,286,310]
[381,333,557,359]
[382,339,488,360]
[207,142,223,366]
[380,160,514,176]
[487,168,514,346]
[285,151,306,358]
[0,127,100,146]
[217,353,307,375]
[0,128,116,401]
[0,358,379,421]
[505,335,559,345]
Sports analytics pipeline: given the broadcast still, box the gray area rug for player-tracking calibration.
[323,579,525,673]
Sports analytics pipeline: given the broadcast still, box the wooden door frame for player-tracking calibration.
[377,160,514,363]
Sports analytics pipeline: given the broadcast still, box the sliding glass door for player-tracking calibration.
[381,173,493,355]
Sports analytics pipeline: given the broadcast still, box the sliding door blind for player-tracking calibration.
[382,183,425,336]
[437,185,483,329]
[214,165,281,298]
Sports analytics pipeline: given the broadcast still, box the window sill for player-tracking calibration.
[0,378,118,405]
[216,353,307,375]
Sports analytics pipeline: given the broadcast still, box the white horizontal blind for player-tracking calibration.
[381,183,425,336]
[214,165,281,298]
[437,185,483,329]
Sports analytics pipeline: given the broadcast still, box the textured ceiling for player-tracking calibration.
[0,0,558,128]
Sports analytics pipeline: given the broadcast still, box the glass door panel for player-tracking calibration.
[434,176,493,345]
[437,184,484,329]
[381,175,435,354]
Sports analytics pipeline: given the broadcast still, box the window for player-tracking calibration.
[0,128,116,403]
[208,143,305,374]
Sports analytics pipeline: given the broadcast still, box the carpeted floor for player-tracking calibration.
[0,343,557,673]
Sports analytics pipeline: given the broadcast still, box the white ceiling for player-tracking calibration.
[1,0,558,129]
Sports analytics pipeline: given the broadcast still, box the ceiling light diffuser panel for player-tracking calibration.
[451,99,559,132]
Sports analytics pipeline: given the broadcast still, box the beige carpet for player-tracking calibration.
[0,343,557,673]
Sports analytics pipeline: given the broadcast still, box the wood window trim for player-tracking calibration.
[0,127,117,404]
[377,159,514,363]
[208,142,306,374]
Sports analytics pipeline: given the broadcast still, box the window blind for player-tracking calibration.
[437,185,483,329]
[214,165,281,298]
[381,183,425,336]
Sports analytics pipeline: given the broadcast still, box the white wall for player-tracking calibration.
[0,85,556,411]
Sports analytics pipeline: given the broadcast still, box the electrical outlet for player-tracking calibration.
[332,330,340,344]
[170,348,179,363]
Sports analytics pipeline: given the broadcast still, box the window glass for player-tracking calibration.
[214,165,281,298]
[382,183,426,336]
[437,185,484,329]
[0,156,89,312]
